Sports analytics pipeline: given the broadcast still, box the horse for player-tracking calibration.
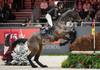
[95,10,100,22]
[3,9,81,67]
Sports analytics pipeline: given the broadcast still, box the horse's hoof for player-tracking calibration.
[5,61,12,65]
[42,65,48,68]
[5,63,12,65]
[31,65,38,68]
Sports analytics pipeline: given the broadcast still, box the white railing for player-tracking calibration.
[0,21,100,28]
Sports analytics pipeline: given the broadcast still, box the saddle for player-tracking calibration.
[40,26,54,39]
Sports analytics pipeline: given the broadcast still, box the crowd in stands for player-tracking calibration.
[0,0,15,23]
[32,0,100,23]
[75,0,100,21]
[0,0,24,23]
[32,0,68,23]
[0,0,100,23]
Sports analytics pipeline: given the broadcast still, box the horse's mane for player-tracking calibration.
[57,9,80,25]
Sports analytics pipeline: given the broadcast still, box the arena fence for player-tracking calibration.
[0,21,100,54]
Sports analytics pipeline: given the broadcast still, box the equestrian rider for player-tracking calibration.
[41,1,64,35]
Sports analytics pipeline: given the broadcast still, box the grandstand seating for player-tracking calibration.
[24,0,32,9]
[8,0,32,23]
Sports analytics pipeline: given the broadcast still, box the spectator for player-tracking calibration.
[75,0,100,21]
[48,0,55,9]
[8,0,13,9]
[82,0,91,20]
[90,0,98,19]
[32,1,41,23]
[2,1,15,22]
[40,0,48,15]
[2,1,10,22]
[0,5,3,22]
[0,0,3,7]
[12,0,22,11]
[95,10,100,22]
[81,0,85,3]
[75,0,84,19]
[75,1,83,12]
[96,0,100,11]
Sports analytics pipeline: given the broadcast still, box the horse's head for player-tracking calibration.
[53,9,81,44]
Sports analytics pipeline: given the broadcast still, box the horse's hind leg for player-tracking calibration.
[27,52,38,68]
[34,45,48,67]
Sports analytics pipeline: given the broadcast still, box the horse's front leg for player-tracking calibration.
[34,45,48,67]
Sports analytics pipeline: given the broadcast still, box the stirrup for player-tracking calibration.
[41,29,46,35]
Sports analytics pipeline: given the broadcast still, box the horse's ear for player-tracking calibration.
[72,8,75,11]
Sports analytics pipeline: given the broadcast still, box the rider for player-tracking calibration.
[41,1,64,35]
[41,13,53,35]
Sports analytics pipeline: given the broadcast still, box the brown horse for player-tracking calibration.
[27,23,69,68]
[3,9,81,67]
[26,9,81,68]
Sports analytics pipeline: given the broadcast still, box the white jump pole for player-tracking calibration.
[91,19,95,53]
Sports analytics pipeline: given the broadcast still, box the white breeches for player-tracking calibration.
[45,13,53,27]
